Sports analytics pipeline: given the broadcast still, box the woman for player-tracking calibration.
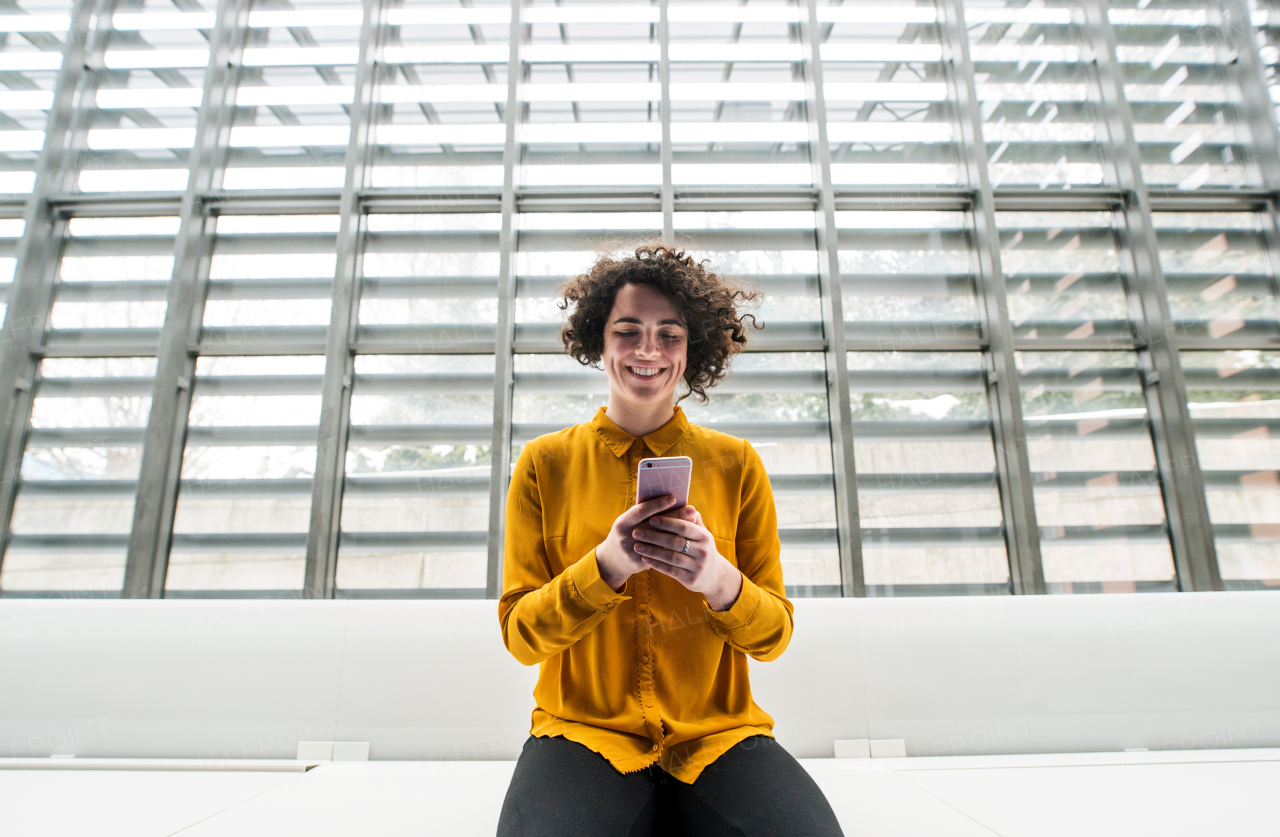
[497,245,844,836]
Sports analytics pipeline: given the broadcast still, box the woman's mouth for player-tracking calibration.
[627,366,663,379]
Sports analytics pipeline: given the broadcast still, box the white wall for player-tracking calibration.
[2,592,1278,761]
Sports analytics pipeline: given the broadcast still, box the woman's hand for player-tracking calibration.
[596,494,680,592]
[632,505,743,611]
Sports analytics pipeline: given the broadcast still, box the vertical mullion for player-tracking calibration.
[485,0,524,599]
[1219,0,1280,191]
[303,0,386,599]
[0,0,105,578]
[1079,0,1220,592]
[1219,0,1280,323]
[122,0,250,598]
[937,0,1045,595]
[659,0,673,244]
[1262,200,1280,328]
[801,0,863,597]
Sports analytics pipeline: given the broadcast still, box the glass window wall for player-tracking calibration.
[0,0,72,196]
[1,0,1278,598]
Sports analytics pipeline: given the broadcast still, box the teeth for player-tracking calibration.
[629,367,660,377]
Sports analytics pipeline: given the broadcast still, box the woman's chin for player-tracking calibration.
[614,381,676,406]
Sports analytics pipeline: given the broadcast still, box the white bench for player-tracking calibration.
[3,592,1279,835]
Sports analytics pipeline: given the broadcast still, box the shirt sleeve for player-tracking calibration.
[703,438,794,662]
[498,442,630,666]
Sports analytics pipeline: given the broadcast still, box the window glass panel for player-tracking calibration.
[337,354,493,592]
[681,352,840,593]
[166,355,323,592]
[0,216,23,325]
[1160,208,1279,588]
[0,0,71,196]
[821,0,959,186]
[1,357,156,593]
[1109,1,1252,190]
[1017,350,1176,592]
[1253,0,1280,126]
[372,0,510,188]
[83,0,213,193]
[520,0,660,188]
[964,0,1106,189]
[358,212,501,351]
[672,210,822,351]
[511,352,608,437]
[670,0,811,188]
[222,0,361,191]
[998,210,1133,345]
[849,351,1009,595]
[673,211,834,591]
[45,215,179,353]
[838,209,980,349]
[1152,211,1277,345]
[1180,349,1280,589]
[516,212,662,350]
[203,213,338,352]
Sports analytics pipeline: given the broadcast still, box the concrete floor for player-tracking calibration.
[3,748,1278,836]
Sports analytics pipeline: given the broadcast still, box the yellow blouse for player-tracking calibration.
[499,405,794,783]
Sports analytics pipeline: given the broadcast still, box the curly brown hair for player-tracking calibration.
[557,243,762,404]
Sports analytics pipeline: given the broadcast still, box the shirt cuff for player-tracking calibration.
[703,571,760,630]
[568,548,631,613]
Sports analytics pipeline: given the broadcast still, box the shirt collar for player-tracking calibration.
[591,405,689,459]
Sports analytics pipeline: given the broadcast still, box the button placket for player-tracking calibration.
[637,572,661,745]
[629,440,663,752]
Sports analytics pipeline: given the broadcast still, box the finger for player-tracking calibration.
[622,495,675,526]
[640,555,697,586]
[653,504,695,523]
[633,541,697,570]
[631,525,687,553]
[646,515,702,540]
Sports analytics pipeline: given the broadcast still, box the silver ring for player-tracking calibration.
[682,538,690,555]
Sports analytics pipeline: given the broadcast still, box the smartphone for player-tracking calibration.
[636,456,693,514]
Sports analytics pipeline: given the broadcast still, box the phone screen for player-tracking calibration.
[636,456,693,512]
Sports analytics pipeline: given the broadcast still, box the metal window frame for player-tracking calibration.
[303,0,387,599]
[801,0,864,598]
[937,0,1045,595]
[121,0,252,598]
[1079,0,1222,592]
[1218,0,1280,341]
[0,0,120,583]
[484,0,525,600]
[659,0,674,243]
[1218,0,1280,192]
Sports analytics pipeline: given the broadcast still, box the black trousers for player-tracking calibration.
[496,735,845,837]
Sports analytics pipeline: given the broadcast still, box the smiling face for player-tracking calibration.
[601,283,688,410]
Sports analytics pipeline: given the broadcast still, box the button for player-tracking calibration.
[651,744,659,752]
[638,604,646,612]
[642,656,649,663]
